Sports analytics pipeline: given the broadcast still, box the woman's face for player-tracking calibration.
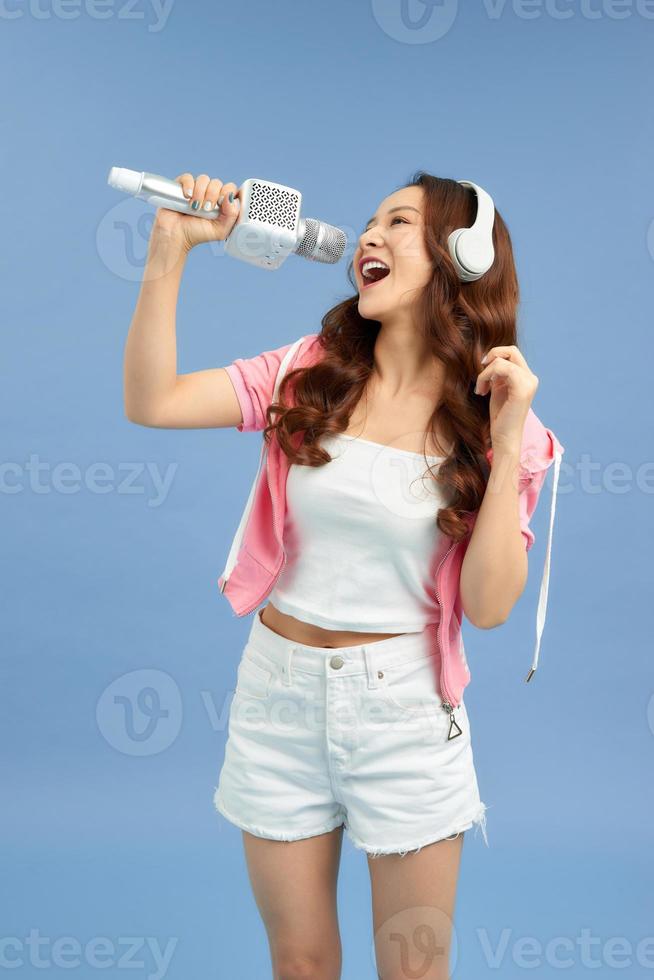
[354,185,432,324]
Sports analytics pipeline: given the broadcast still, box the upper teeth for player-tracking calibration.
[362,260,389,279]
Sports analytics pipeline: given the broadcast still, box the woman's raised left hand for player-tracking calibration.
[474,345,539,453]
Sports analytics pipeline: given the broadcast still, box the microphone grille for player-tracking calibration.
[249,180,300,230]
[297,218,347,264]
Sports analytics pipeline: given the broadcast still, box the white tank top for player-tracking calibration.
[268,432,450,632]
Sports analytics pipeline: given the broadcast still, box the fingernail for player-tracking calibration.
[217,195,224,207]
[228,191,234,203]
[184,187,193,198]
[191,200,199,210]
[481,353,488,364]
[203,201,214,211]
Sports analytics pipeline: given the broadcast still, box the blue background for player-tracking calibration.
[3,0,653,976]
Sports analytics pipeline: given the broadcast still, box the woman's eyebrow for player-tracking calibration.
[364,205,420,231]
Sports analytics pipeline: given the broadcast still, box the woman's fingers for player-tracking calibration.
[475,344,532,395]
[201,177,224,213]
[167,173,240,245]
[174,173,195,200]
[475,358,538,398]
[215,181,239,220]
[187,174,210,211]
[481,344,528,368]
[475,357,514,395]
[173,174,228,213]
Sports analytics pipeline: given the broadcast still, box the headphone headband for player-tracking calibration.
[447,179,496,282]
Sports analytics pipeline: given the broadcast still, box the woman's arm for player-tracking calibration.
[459,342,542,628]
[460,443,528,628]
[123,173,244,429]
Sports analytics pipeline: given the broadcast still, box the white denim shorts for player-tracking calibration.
[213,610,489,856]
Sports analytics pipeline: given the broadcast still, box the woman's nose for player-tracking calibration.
[359,228,383,248]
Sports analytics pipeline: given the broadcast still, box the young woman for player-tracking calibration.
[124,171,563,980]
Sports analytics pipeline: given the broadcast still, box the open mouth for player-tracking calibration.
[360,260,391,289]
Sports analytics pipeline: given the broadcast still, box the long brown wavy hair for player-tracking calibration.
[262,172,520,543]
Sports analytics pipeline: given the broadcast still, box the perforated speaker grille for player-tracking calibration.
[248,181,300,230]
[297,218,347,264]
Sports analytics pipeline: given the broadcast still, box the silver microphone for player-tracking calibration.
[107,168,347,270]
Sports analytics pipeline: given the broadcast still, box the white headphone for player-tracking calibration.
[447,180,496,282]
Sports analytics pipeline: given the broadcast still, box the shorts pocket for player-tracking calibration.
[235,647,274,701]
[376,654,444,718]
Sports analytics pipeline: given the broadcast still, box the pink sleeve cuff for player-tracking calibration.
[224,362,257,432]
[485,423,565,552]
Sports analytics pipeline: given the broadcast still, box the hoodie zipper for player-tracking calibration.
[434,539,463,740]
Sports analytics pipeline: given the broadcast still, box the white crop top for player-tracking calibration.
[268,432,451,632]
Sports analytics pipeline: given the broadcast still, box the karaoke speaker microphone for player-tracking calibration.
[106,168,347,271]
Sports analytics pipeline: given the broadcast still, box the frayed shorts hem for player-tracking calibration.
[345,801,490,858]
[214,794,346,843]
[215,792,489,855]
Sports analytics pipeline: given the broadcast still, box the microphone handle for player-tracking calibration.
[108,168,222,220]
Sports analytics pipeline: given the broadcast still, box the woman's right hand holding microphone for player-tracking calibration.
[152,173,241,253]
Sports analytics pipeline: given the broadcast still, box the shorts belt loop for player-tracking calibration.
[280,646,294,687]
[363,646,380,690]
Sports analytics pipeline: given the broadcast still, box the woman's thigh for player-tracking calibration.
[242,824,345,978]
[367,833,465,980]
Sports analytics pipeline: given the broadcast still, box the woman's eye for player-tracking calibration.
[361,216,408,235]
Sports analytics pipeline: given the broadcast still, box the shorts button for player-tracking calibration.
[330,655,344,669]
[377,670,384,678]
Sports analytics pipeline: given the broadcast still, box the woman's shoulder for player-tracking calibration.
[224,331,322,432]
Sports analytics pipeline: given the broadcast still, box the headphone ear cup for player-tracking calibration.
[447,227,495,282]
